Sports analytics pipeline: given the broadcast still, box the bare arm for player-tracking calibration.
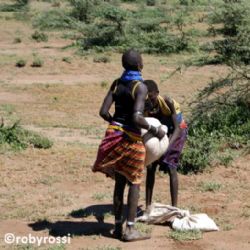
[164,96,182,145]
[133,84,165,139]
[99,81,116,123]
[133,83,150,130]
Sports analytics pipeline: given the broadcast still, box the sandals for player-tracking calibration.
[122,227,151,242]
[112,223,151,242]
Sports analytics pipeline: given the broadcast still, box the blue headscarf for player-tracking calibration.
[120,70,143,82]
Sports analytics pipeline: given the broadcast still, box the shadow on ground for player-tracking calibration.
[28,204,144,238]
[69,203,115,222]
[69,203,143,222]
[28,219,114,237]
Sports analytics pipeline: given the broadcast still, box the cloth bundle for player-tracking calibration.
[141,118,169,166]
[137,203,219,232]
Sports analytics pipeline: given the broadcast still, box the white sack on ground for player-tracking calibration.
[141,118,169,166]
[136,203,219,232]
[172,213,219,231]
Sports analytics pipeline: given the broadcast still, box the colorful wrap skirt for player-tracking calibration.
[92,122,146,184]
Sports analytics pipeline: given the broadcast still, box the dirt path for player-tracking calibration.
[0,154,249,250]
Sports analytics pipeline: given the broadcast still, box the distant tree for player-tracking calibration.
[68,0,101,23]
[211,0,250,64]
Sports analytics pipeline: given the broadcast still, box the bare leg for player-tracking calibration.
[145,162,157,209]
[127,183,140,222]
[168,167,178,207]
[113,172,126,238]
[123,182,150,242]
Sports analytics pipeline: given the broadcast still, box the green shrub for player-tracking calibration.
[28,132,53,149]
[133,18,162,32]
[179,0,190,5]
[31,31,48,42]
[0,0,29,12]
[121,0,137,2]
[31,57,44,67]
[180,68,250,174]
[147,0,156,6]
[17,0,29,5]
[68,0,101,23]
[221,1,249,37]
[13,10,31,22]
[93,55,111,63]
[0,104,15,115]
[169,230,202,241]
[209,0,250,64]
[14,37,22,43]
[16,59,26,67]
[214,29,250,64]
[81,3,127,49]
[100,81,108,88]
[179,133,217,174]
[198,181,222,192]
[79,1,196,54]
[0,121,53,151]
[62,57,72,63]
[33,9,74,30]
[51,0,61,7]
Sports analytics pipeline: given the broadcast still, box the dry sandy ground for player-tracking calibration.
[0,5,249,250]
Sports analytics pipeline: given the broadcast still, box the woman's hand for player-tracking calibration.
[155,126,166,140]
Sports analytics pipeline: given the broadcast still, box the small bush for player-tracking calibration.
[14,37,22,44]
[33,9,74,30]
[16,59,26,67]
[214,31,250,65]
[217,152,234,166]
[28,133,53,149]
[93,56,110,63]
[133,18,162,33]
[180,67,250,174]
[100,81,108,88]
[79,3,128,50]
[0,104,15,115]
[91,193,110,201]
[209,0,250,64]
[17,0,29,5]
[68,0,101,23]
[78,2,195,54]
[0,121,53,151]
[51,0,61,7]
[198,181,222,192]
[179,134,216,174]
[62,57,72,64]
[0,0,29,12]
[31,57,44,67]
[169,230,202,241]
[31,31,48,42]
[147,0,156,6]
[13,10,31,22]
